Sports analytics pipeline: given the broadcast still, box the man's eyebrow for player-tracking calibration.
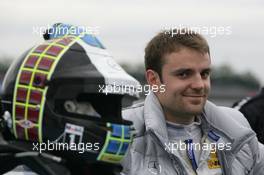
[170,68,193,74]
[170,67,212,74]
[202,68,212,72]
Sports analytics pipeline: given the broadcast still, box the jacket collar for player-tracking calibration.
[144,91,169,141]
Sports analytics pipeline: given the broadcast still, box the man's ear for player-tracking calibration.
[145,69,161,86]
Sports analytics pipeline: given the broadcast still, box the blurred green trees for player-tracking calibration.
[0,57,12,74]
[211,64,260,89]
[0,56,12,81]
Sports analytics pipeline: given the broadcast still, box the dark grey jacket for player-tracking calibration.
[121,92,264,175]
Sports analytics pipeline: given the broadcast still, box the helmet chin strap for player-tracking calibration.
[2,111,12,129]
[0,99,12,120]
[64,100,101,118]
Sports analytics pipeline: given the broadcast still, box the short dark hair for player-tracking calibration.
[144,28,210,78]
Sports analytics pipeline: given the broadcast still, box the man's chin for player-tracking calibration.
[189,110,203,116]
[186,103,205,115]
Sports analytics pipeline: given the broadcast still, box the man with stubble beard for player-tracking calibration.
[121,28,264,175]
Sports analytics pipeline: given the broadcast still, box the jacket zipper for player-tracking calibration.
[148,130,187,175]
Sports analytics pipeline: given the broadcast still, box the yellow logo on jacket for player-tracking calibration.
[207,150,221,169]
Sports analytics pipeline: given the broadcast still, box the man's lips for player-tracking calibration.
[182,94,206,104]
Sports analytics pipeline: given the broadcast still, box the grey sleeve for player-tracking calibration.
[252,142,264,174]
[120,145,132,175]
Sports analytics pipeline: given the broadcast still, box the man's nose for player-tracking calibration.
[190,74,204,90]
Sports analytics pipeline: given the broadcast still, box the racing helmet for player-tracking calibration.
[0,23,140,165]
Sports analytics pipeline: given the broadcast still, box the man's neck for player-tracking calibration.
[164,111,195,125]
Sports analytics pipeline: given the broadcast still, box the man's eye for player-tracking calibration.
[201,71,210,79]
[177,72,189,78]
